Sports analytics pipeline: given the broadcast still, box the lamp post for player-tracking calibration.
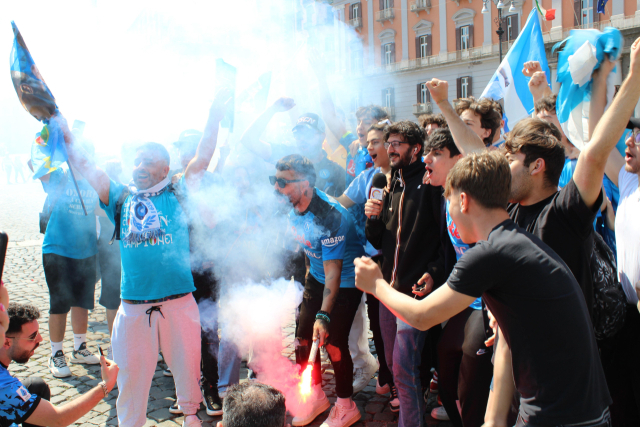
[482,0,512,63]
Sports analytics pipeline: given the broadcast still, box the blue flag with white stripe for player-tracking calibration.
[481,10,549,131]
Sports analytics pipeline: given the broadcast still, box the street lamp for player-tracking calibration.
[482,0,507,63]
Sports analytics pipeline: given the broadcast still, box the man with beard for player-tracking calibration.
[239,97,345,197]
[0,303,119,427]
[273,154,365,427]
[364,121,442,426]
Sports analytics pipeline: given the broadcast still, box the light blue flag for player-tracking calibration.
[481,10,550,131]
[554,27,622,150]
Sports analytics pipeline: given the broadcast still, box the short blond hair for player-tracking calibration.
[444,151,511,209]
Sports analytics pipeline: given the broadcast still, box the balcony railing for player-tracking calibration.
[542,13,640,44]
[349,17,363,29]
[376,8,394,24]
[413,103,433,115]
[410,0,430,15]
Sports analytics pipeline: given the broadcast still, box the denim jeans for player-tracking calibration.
[379,302,428,427]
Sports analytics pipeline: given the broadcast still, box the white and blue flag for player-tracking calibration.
[481,10,549,131]
[554,27,622,150]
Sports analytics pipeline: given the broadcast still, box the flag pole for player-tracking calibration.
[66,160,88,216]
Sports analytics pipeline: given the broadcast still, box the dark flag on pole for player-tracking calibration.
[596,0,608,14]
[10,21,87,214]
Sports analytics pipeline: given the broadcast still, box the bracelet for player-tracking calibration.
[99,381,109,398]
[316,311,330,323]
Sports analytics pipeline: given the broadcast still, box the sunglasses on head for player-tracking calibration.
[269,176,305,188]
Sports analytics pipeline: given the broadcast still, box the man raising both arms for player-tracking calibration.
[54,89,230,427]
[355,151,611,427]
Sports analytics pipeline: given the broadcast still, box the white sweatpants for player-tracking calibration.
[348,293,376,369]
[113,294,202,427]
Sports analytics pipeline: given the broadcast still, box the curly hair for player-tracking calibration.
[418,113,447,129]
[424,129,460,157]
[7,303,40,335]
[383,120,426,151]
[455,97,503,146]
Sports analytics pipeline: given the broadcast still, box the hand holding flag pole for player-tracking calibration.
[10,21,87,215]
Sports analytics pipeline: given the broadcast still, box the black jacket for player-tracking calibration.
[365,161,443,296]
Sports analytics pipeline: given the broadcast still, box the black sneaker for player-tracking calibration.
[202,386,223,416]
[169,403,183,414]
[389,385,400,413]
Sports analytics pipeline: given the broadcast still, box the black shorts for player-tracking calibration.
[43,253,97,314]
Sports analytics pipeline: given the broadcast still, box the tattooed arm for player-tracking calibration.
[313,259,343,347]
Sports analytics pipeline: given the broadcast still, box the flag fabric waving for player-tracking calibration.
[597,0,608,14]
[554,27,622,150]
[481,10,550,131]
[10,21,69,180]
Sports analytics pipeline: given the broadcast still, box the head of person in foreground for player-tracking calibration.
[218,382,287,427]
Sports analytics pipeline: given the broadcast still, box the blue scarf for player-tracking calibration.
[123,176,171,244]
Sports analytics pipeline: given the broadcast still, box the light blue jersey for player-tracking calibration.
[0,364,40,426]
[100,178,194,300]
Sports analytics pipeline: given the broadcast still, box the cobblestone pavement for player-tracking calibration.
[0,180,451,427]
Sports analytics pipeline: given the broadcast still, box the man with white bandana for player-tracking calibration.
[52,89,230,427]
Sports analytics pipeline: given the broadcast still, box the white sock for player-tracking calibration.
[73,334,86,351]
[336,397,352,408]
[51,341,63,357]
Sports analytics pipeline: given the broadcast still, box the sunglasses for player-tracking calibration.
[269,176,305,188]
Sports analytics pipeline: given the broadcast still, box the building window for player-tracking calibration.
[507,15,514,40]
[420,35,429,58]
[382,0,392,10]
[460,77,470,98]
[384,43,393,65]
[384,88,393,108]
[352,3,360,18]
[420,83,429,104]
[581,0,593,25]
[460,26,470,50]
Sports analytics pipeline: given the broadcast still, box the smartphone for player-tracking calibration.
[0,231,8,284]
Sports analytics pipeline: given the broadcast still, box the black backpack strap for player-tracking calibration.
[109,188,131,245]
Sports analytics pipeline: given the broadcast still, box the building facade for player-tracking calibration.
[327,0,640,121]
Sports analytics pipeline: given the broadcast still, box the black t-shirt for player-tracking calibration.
[507,179,602,314]
[448,220,610,425]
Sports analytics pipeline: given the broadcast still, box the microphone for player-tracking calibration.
[369,173,387,220]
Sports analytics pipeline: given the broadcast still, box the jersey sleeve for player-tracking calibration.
[0,376,41,427]
[339,132,358,150]
[554,178,602,239]
[320,210,348,262]
[99,179,127,225]
[446,242,501,298]
[343,171,369,205]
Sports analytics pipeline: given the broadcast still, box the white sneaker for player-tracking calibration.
[431,406,450,421]
[376,378,390,395]
[49,350,72,378]
[69,343,100,365]
[352,358,378,394]
[181,415,201,427]
[292,387,330,426]
[158,353,163,363]
[164,368,173,377]
[319,401,361,427]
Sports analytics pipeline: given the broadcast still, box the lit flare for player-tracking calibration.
[299,339,319,401]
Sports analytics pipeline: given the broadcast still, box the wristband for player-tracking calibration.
[99,381,109,397]
[316,311,331,324]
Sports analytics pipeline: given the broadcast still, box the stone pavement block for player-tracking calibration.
[373,412,396,422]
[148,407,176,421]
[87,414,109,425]
[50,395,67,404]
[364,402,384,414]
[92,402,114,414]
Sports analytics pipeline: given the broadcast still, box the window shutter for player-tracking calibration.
[469,25,474,48]
[456,77,462,99]
[426,87,431,102]
[390,87,395,108]
[380,0,384,10]
[426,34,432,56]
[381,44,385,65]
[389,0,394,8]
[574,0,581,26]
[349,4,353,20]
[456,27,461,51]
[416,37,421,58]
[468,77,473,98]
[512,15,520,39]
[391,42,396,63]
[417,83,422,103]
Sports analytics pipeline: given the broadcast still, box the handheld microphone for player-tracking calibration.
[369,173,387,220]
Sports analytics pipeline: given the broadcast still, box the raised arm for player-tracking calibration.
[574,37,640,209]
[523,61,553,104]
[309,54,347,150]
[51,113,110,205]
[238,97,295,161]
[184,89,230,189]
[354,257,475,330]
[426,79,485,155]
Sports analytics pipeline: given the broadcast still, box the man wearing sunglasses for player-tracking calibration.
[0,303,119,427]
[239,98,345,197]
[272,154,364,427]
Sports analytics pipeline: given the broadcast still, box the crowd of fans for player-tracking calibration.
[1,32,639,427]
